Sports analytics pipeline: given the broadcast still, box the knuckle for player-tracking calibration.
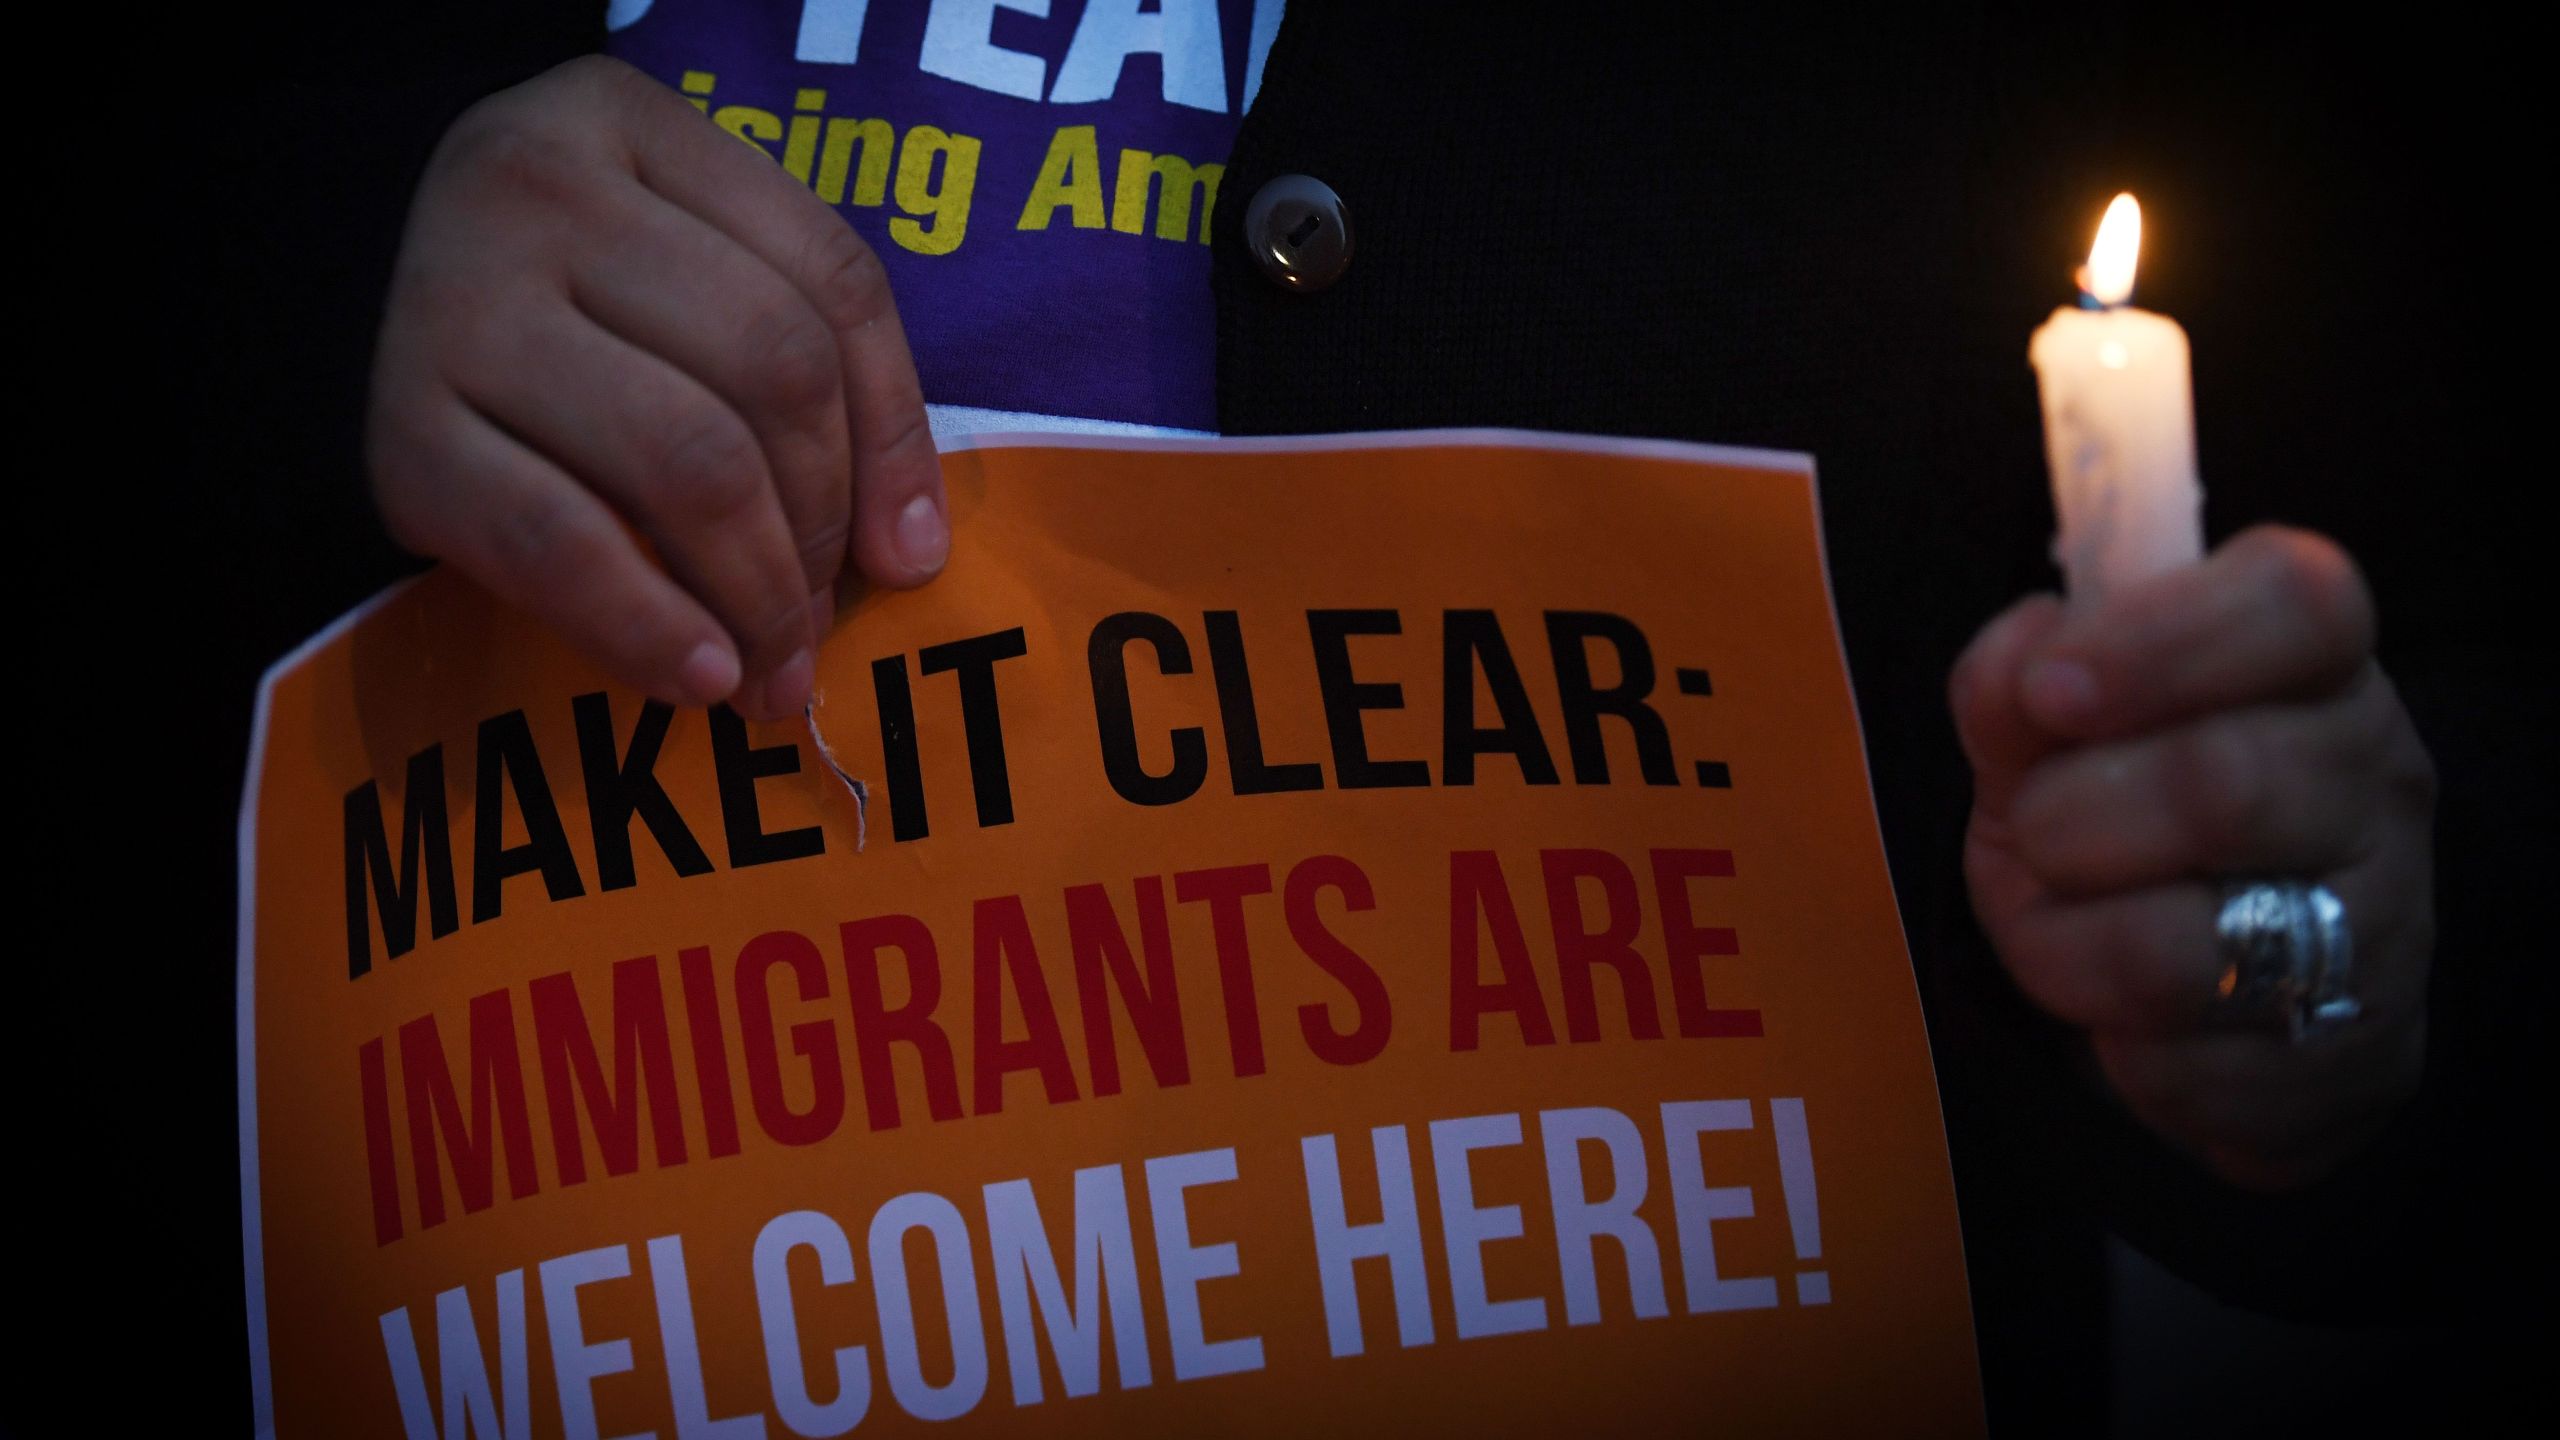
[430,97,516,172]
[800,225,895,333]
[1958,597,2057,702]
[432,59,654,198]
[365,402,451,556]
[552,52,646,97]
[2369,678,2440,812]
[575,587,681,676]
[743,302,843,418]
[2255,527,2376,658]
[382,259,454,320]
[2002,770,2070,862]
[868,407,936,476]
[1949,601,2043,740]
[2010,932,2107,1026]
[741,591,813,661]
[796,513,853,583]
[2021,890,2195,1033]
[1948,630,1996,712]
[484,480,592,582]
[2392,731,2440,812]
[523,54,651,127]
[2115,916,2202,1025]
[369,462,442,557]
[2355,695,2410,783]
[565,53,690,145]
[435,64,638,187]
[646,411,767,521]
[383,263,510,349]
[2168,720,2275,859]
[440,117,589,209]
[1973,893,2101,1028]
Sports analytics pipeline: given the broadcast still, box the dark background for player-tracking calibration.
[85,2,2545,1431]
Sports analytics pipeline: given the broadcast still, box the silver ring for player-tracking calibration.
[2214,881,2359,1041]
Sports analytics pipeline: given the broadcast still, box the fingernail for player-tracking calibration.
[2023,657,2100,725]
[759,647,814,718]
[677,640,740,707]
[893,492,949,576]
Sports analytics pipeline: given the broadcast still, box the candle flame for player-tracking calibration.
[2080,193,2142,307]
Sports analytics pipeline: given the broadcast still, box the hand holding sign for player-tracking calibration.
[367,55,949,723]
[1951,525,2436,1191]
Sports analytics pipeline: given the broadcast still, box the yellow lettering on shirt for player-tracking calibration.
[817,117,896,207]
[1018,124,1106,231]
[713,105,782,155]
[1112,148,1224,243]
[782,89,829,183]
[891,126,983,256]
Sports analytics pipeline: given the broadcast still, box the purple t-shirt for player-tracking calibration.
[606,0,1283,436]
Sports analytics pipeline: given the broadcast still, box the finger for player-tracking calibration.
[1986,843,2429,1038]
[1949,593,2071,817]
[446,299,815,719]
[1982,880,2222,1034]
[371,388,741,707]
[2006,674,2399,893]
[609,76,947,595]
[568,178,855,605]
[2019,526,2376,741]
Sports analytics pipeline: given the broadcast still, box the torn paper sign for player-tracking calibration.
[804,690,868,850]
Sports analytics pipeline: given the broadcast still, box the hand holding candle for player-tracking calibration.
[1943,194,2441,1192]
[2030,194,2204,601]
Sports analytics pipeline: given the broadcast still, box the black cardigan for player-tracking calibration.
[1213,5,2544,1428]
[163,2,2543,1430]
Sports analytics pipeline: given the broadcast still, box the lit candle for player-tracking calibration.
[2029,193,2203,601]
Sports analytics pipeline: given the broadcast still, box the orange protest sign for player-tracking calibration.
[240,432,1982,1437]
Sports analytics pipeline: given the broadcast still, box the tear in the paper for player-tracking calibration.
[804,691,868,852]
